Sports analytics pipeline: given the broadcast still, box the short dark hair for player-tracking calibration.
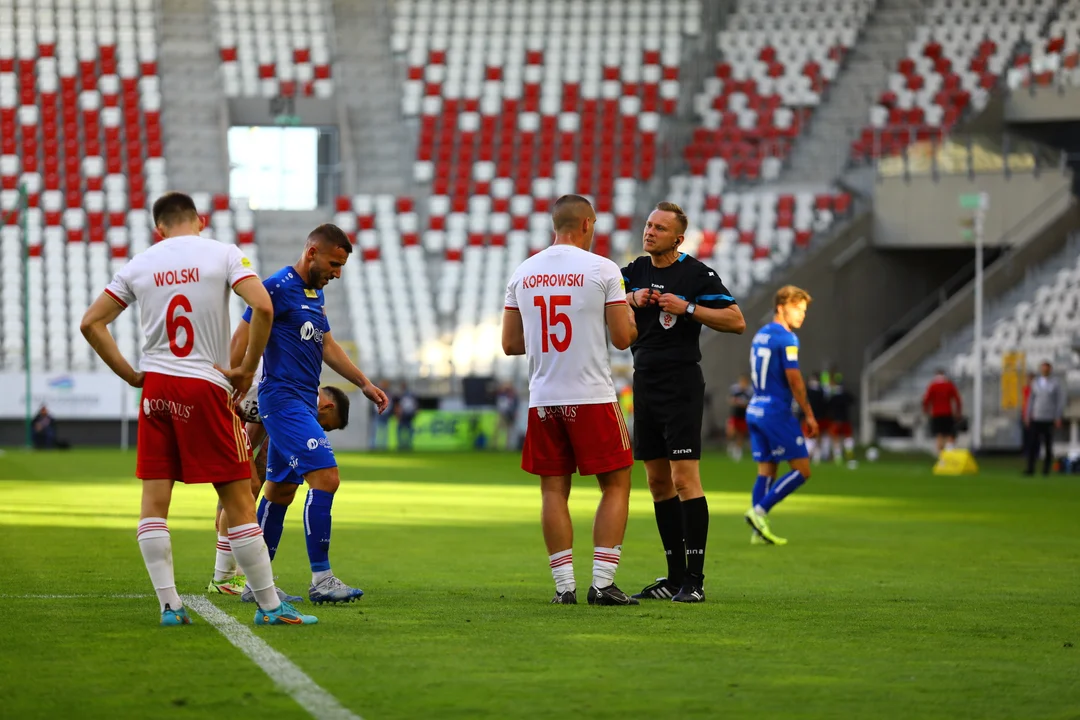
[321,385,350,429]
[152,192,199,228]
[551,194,594,232]
[654,201,688,235]
[308,224,353,254]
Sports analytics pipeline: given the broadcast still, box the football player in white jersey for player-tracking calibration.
[501,194,639,606]
[206,359,352,601]
[79,191,317,626]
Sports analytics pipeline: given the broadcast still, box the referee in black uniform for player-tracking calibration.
[622,202,745,603]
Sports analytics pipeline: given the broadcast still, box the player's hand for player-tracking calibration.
[657,293,690,315]
[804,416,820,438]
[215,364,255,403]
[630,288,658,308]
[127,371,145,389]
[362,381,390,414]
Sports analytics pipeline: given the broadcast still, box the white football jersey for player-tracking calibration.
[104,235,258,391]
[504,244,627,408]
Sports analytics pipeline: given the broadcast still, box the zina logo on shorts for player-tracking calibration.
[672,448,692,454]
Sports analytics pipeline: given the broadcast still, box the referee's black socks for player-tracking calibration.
[681,496,709,582]
[653,496,686,586]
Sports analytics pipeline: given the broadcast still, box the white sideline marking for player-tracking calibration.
[0,593,150,599]
[181,595,362,720]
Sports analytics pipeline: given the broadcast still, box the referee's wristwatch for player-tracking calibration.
[686,302,697,317]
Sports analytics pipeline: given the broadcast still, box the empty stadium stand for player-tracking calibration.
[685,0,872,181]
[1009,0,1080,87]
[214,0,334,98]
[853,0,1057,161]
[0,0,258,374]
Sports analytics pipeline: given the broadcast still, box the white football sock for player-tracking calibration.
[137,517,182,613]
[228,524,281,611]
[592,546,621,589]
[213,535,236,582]
[311,569,334,585]
[549,549,575,594]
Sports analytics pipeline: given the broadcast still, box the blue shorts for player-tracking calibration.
[747,412,808,463]
[261,397,336,485]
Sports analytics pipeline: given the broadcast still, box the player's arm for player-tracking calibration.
[691,304,746,334]
[322,330,390,413]
[229,318,250,370]
[786,368,817,437]
[501,308,525,355]
[231,278,271,374]
[80,292,142,387]
[605,302,635,350]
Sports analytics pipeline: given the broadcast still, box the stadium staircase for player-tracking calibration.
[332,0,415,198]
[783,0,919,183]
[159,0,228,196]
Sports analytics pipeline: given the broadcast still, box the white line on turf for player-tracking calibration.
[181,595,362,720]
[0,593,151,599]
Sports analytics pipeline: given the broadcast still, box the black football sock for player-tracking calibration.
[682,496,709,583]
[653,496,685,586]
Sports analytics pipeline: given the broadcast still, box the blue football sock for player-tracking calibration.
[256,497,288,562]
[303,489,334,573]
[752,475,772,507]
[760,470,806,513]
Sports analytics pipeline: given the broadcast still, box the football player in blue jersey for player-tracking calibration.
[744,285,818,546]
[230,224,390,604]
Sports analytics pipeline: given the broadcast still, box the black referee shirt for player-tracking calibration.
[621,253,736,372]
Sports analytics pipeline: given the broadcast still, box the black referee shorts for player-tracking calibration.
[929,415,956,438]
[632,366,705,461]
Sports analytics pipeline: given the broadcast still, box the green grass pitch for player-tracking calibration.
[0,449,1078,719]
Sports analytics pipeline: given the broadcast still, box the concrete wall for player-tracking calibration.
[865,199,1080,403]
[699,211,974,431]
[873,169,1074,247]
[1005,85,1080,124]
[228,97,339,126]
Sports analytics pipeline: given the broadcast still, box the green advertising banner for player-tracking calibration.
[383,410,500,451]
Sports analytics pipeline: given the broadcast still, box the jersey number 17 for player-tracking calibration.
[749,346,771,392]
[533,295,572,353]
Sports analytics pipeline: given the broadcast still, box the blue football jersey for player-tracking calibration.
[747,321,800,416]
[242,266,329,408]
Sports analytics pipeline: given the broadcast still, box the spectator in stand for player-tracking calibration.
[31,405,57,449]
[1024,362,1066,476]
[923,369,963,454]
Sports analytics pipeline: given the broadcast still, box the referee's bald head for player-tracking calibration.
[551,194,596,233]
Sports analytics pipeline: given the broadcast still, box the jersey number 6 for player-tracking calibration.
[534,295,572,353]
[167,294,194,358]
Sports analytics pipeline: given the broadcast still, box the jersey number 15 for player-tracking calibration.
[533,295,572,353]
[749,346,771,392]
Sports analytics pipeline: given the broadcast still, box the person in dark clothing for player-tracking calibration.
[825,378,856,464]
[394,384,419,451]
[31,405,57,449]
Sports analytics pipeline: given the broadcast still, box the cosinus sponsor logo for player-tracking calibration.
[142,397,194,420]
